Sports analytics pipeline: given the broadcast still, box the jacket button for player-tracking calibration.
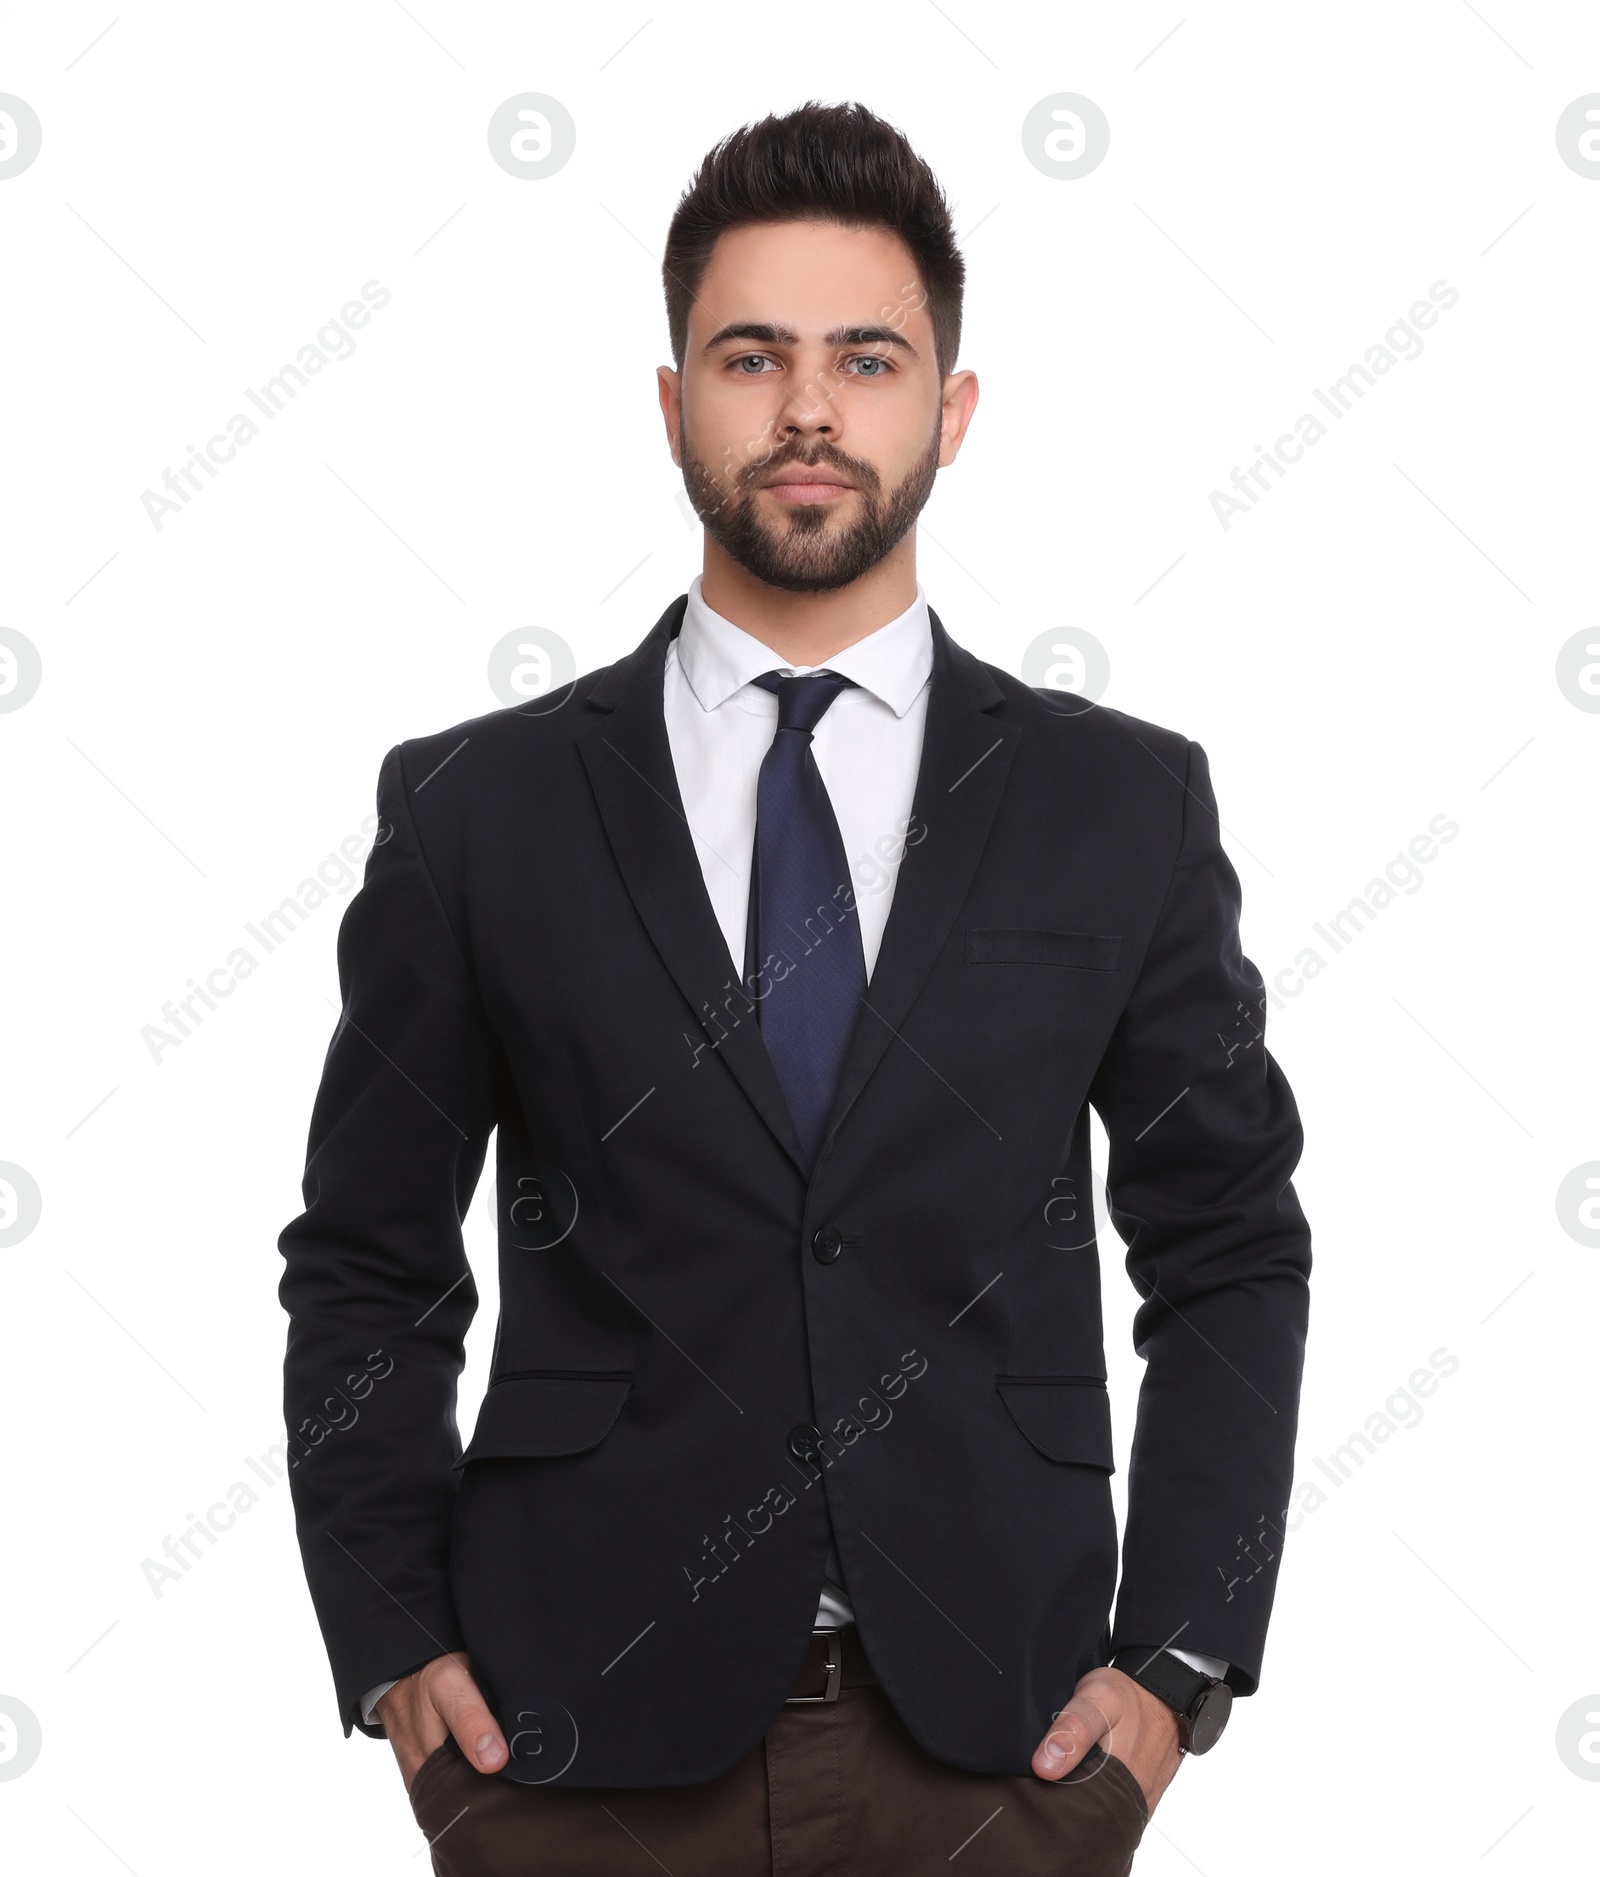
[788,1423,823,1461]
[812,1225,843,1263]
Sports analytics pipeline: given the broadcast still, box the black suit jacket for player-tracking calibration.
[278,594,1311,1785]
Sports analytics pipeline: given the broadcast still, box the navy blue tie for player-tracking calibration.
[743,670,866,1173]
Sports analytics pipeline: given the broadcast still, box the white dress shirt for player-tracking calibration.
[664,572,935,985]
[358,575,1223,1728]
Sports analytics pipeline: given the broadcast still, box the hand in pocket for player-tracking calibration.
[376,1653,508,1793]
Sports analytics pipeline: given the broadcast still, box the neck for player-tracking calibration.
[698,536,917,666]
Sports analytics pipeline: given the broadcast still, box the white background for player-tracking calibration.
[2,3,1597,1870]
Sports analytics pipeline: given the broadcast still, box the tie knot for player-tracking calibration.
[753,668,856,735]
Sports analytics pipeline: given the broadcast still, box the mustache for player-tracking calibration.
[741,443,879,493]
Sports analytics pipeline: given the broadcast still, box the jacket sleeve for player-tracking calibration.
[1089,738,1311,1695]
[277,743,500,1737]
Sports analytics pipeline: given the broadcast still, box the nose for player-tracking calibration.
[776,369,836,442]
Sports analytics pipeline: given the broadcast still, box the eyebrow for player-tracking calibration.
[701,320,920,359]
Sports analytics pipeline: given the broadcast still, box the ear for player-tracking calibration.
[938,369,980,468]
[657,366,683,466]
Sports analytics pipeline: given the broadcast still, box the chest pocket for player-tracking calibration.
[964,928,1121,971]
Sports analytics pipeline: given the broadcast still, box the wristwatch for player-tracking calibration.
[1109,1647,1233,1755]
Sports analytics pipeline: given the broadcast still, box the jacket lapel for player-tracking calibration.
[575,596,1020,1183]
[817,606,1020,1157]
[576,596,809,1174]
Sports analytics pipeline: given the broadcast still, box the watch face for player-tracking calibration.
[1188,1681,1233,1754]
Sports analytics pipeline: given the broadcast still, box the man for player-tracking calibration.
[280,100,1311,1875]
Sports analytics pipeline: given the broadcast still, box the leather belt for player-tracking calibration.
[785,1625,878,1704]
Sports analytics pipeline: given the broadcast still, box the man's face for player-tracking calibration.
[659,220,972,594]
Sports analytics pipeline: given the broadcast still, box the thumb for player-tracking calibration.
[1032,1690,1115,1781]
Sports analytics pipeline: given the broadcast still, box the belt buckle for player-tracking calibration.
[785,1627,842,1704]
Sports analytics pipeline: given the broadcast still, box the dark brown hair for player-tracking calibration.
[663,100,965,381]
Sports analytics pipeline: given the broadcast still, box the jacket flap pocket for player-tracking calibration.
[995,1377,1114,1471]
[965,929,1121,971]
[455,1375,632,1466]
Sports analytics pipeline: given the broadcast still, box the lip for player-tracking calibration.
[764,469,854,503]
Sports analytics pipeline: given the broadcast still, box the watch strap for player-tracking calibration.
[1110,1645,1213,1716]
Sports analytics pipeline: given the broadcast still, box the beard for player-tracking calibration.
[678,418,942,594]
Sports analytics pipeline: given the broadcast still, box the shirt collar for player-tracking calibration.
[674,572,933,720]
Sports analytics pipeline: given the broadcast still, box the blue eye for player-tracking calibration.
[728,352,891,377]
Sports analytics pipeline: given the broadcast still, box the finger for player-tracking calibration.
[430,1662,508,1773]
[1031,1692,1115,1781]
[375,1685,445,1785]
[398,1730,448,1795]
[374,1683,402,1733]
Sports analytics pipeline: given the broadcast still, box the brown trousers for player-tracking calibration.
[406,1674,1149,1876]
